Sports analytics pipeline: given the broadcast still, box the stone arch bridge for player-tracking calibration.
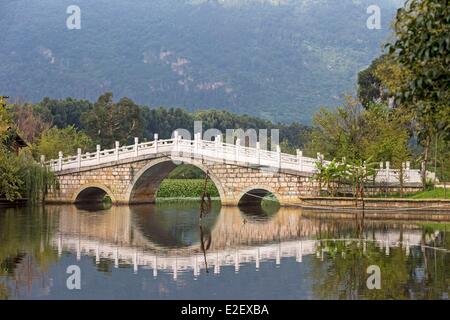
[45,134,427,206]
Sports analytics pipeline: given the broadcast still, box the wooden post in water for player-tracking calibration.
[200,170,211,219]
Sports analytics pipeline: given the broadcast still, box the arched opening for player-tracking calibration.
[75,187,110,204]
[75,200,112,212]
[238,189,280,220]
[156,164,220,203]
[127,159,225,205]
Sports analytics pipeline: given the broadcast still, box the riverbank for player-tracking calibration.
[0,198,28,207]
[299,197,450,212]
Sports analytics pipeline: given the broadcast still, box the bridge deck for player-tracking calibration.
[45,134,433,185]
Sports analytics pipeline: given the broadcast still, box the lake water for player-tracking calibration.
[0,202,449,300]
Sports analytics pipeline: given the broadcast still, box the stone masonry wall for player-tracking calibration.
[46,155,316,206]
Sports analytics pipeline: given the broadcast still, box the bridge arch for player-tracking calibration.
[237,185,280,208]
[73,184,116,204]
[125,157,227,204]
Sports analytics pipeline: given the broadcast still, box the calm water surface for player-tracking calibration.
[0,202,449,300]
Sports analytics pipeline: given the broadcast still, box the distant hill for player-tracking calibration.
[0,0,403,123]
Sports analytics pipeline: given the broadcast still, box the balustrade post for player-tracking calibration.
[377,161,383,182]
[276,145,281,169]
[219,135,224,163]
[385,161,390,184]
[401,162,405,183]
[173,131,179,153]
[177,133,183,156]
[296,149,303,172]
[134,137,139,157]
[256,142,261,165]
[115,141,120,161]
[215,134,221,159]
[96,145,101,164]
[154,133,159,153]
[58,151,63,171]
[405,161,411,183]
[194,132,200,157]
[77,148,81,168]
[235,138,240,162]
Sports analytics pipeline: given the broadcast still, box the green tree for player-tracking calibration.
[142,106,194,139]
[308,98,412,167]
[11,103,52,143]
[357,55,390,108]
[387,0,450,112]
[2,96,55,202]
[0,145,57,202]
[308,96,366,161]
[81,93,144,147]
[38,97,91,129]
[384,0,450,187]
[35,126,93,160]
[0,145,22,201]
[362,103,411,166]
[0,96,13,137]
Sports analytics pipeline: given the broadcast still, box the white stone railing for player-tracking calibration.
[43,132,433,184]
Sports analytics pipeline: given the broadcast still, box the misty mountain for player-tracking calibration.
[0,0,403,123]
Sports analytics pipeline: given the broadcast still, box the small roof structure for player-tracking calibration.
[4,127,28,153]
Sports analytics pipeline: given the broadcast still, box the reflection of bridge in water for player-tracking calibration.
[49,205,427,279]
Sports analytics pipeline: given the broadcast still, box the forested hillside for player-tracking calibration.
[9,94,312,156]
[0,0,402,123]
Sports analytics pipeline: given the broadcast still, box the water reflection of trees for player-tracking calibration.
[0,206,58,299]
[310,219,450,300]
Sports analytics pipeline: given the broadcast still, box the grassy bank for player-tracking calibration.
[156,179,219,198]
[406,188,450,199]
[374,188,450,200]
